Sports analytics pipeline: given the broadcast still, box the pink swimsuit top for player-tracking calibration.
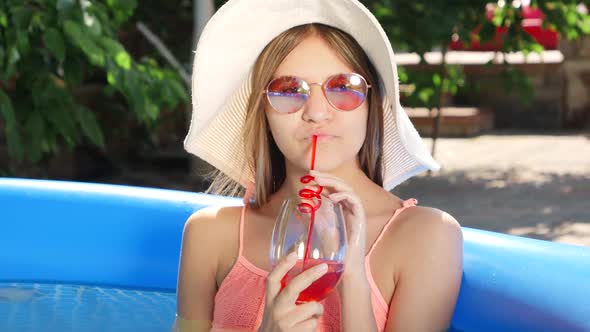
[211,198,418,332]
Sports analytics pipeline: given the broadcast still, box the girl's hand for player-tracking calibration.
[309,170,367,269]
[258,252,327,332]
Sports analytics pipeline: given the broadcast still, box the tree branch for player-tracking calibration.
[135,21,191,88]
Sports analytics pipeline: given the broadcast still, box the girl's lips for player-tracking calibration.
[315,135,335,142]
[306,135,336,142]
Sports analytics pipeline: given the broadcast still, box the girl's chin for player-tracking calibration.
[300,160,342,173]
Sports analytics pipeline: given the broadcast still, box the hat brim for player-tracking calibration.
[184,0,440,190]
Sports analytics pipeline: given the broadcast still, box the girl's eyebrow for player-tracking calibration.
[272,73,307,79]
[272,73,349,82]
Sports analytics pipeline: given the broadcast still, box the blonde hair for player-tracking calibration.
[203,23,384,209]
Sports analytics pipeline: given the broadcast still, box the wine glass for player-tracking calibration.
[269,185,347,304]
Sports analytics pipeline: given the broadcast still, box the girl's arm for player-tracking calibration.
[172,316,211,332]
[385,208,463,332]
[174,207,223,332]
[339,273,379,332]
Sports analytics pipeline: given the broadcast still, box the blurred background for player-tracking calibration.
[0,0,589,246]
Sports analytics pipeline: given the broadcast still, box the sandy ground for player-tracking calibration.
[393,131,590,246]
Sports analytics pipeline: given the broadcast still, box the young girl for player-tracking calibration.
[176,1,463,331]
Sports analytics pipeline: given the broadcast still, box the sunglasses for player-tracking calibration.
[263,73,371,114]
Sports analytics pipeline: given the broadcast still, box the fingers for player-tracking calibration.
[275,263,328,307]
[266,252,298,304]
[280,302,323,328]
[308,172,362,211]
[309,170,353,194]
[293,317,320,332]
[309,172,359,210]
[263,254,325,332]
[328,191,364,218]
[309,172,363,213]
[307,170,365,239]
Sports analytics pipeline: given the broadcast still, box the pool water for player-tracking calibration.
[0,282,176,332]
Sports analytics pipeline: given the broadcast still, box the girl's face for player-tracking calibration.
[264,34,369,173]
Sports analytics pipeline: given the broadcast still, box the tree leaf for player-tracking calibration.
[57,0,76,13]
[114,51,131,70]
[45,107,77,147]
[11,6,33,30]
[6,46,20,66]
[83,11,102,36]
[566,10,578,26]
[24,111,45,163]
[43,28,66,63]
[76,106,105,148]
[64,20,105,66]
[29,15,42,32]
[96,37,124,55]
[15,30,30,54]
[106,0,137,16]
[36,78,80,147]
[0,90,24,161]
[432,73,442,87]
[418,88,435,105]
[492,8,504,27]
[0,8,7,27]
[145,101,160,121]
[530,43,545,54]
[96,37,132,70]
[168,78,188,101]
[579,17,590,34]
[63,54,84,86]
[107,71,117,85]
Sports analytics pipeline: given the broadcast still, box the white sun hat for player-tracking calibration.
[184,0,440,192]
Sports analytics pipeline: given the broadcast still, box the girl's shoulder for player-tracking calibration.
[177,205,245,321]
[184,205,243,238]
[393,205,462,240]
[389,205,463,268]
[181,205,244,263]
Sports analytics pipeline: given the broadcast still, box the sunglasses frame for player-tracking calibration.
[262,72,372,114]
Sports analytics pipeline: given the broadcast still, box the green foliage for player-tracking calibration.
[367,0,590,108]
[0,88,23,160]
[399,65,466,108]
[0,0,188,164]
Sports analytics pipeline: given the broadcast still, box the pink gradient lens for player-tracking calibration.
[324,73,368,111]
[266,73,368,113]
[266,76,310,114]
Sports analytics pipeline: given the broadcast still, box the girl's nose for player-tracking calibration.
[301,85,333,124]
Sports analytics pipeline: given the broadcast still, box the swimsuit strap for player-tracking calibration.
[366,198,418,258]
[238,181,255,256]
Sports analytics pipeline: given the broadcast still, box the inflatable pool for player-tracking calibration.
[0,177,589,332]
